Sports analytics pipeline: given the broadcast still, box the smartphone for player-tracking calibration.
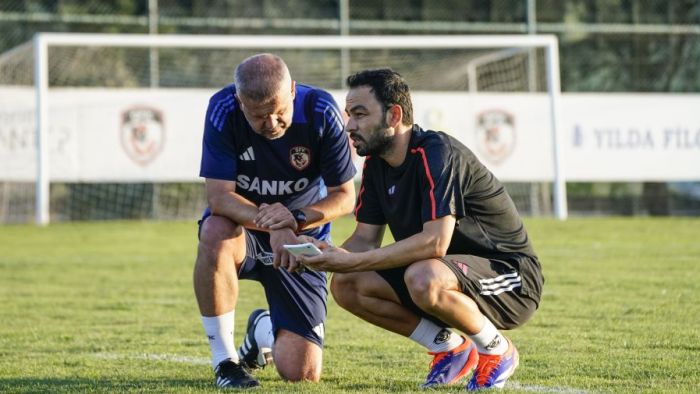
[282,242,323,258]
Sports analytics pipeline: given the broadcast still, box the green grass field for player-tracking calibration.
[1,216,699,393]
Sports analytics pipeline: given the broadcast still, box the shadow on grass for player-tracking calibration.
[0,377,207,392]
[0,377,458,393]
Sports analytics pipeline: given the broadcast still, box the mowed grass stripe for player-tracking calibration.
[1,216,698,393]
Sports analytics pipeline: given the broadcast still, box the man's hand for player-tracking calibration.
[297,235,331,250]
[298,246,357,273]
[255,203,297,232]
[269,228,305,272]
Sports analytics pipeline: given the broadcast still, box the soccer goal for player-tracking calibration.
[0,33,566,224]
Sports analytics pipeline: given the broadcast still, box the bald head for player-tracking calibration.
[234,53,292,103]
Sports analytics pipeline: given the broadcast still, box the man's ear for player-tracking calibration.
[386,104,403,128]
[290,80,296,99]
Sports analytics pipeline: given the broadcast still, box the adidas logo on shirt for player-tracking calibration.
[239,146,255,161]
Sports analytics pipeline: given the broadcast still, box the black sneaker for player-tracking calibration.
[214,359,260,388]
[238,309,273,370]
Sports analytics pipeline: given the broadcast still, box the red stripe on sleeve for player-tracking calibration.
[411,147,436,220]
[354,184,365,217]
[354,157,370,217]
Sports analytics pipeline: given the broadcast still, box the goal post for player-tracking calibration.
[14,33,566,224]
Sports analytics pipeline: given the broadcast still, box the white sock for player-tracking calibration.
[409,318,464,353]
[253,313,274,351]
[201,311,239,368]
[469,317,508,355]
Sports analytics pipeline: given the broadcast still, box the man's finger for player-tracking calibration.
[279,252,290,271]
[272,250,281,269]
[287,257,300,273]
[268,219,295,230]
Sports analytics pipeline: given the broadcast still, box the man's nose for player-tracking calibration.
[265,115,277,130]
[344,118,356,133]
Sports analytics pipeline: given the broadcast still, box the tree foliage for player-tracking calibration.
[1,0,699,92]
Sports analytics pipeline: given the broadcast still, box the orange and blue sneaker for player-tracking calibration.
[467,338,519,390]
[421,337,479,388]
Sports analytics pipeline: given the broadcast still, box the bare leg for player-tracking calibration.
[404,259,485,335]
[193,215,247,317]
[333,267,484,388]
[331,271,420,336]
[273,329,323,382]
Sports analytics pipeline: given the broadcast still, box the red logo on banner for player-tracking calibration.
[475,109,516,164]
[120,106,165,166]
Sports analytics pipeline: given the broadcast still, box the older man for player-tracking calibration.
[194,54,355,388]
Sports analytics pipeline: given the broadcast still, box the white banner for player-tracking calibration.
[0,87,211,182]
[1,87,699,182]
[562,94,700,181]
[407,92,554,181]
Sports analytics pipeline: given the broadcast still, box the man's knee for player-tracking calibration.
[197,216,242,258]
[199,215,242,245]
[273,330,322,382]
[330,272,360,309]
[404,260,443,310]
[276,362,321,383]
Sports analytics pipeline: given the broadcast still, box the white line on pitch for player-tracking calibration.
[93,352,209,365]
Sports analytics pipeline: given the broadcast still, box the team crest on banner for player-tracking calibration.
[475,109,516,164]
[120,106,165,166]
[290,146,311,170]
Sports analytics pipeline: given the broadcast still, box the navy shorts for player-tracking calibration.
[198,212,328,348]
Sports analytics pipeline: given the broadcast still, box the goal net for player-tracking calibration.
[0,34,565,224]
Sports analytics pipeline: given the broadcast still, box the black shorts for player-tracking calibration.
[376,253,543,330]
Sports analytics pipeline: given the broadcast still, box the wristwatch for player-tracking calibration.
[290,208,307,234]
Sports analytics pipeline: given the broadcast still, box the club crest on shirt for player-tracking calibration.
[475,109,516,164]
[290,146,311,170]
[120,106,165,166]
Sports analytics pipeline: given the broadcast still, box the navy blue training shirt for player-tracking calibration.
[200,83,356,238]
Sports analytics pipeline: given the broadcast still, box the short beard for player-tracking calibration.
[356,120,394,157]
